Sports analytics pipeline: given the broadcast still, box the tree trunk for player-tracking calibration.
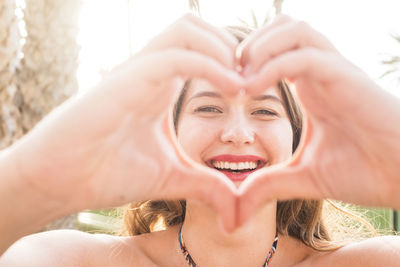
[273,0,284,15]
[16,0,82,133]
[0,0,23,149]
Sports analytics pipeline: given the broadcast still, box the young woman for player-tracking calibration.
[1,14,400,266]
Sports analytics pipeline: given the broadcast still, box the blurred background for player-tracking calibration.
[0,0,399,235]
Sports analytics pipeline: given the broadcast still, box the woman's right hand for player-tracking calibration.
[5,14,242,230]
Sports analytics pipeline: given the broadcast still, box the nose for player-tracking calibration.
[220,115,255,146]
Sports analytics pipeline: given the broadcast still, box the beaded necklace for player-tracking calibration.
[178,224,278,267]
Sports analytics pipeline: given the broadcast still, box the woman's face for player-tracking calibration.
[176,79,293,185]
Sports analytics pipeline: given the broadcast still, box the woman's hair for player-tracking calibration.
[122,26,374,251]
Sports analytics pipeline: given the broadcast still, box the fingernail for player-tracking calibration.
[235,64,243,73]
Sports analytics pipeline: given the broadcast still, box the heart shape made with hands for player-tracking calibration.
[158,14,381,232]
[157,19,316,232]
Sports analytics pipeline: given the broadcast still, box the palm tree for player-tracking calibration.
[237,0,285,29]
[1,0,82,151]
[0,0,23,149]
[188,0,200,15]
[273,0,284,15]
[16,0,82,134]
[381,34,400,84]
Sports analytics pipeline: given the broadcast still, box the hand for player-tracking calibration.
[8,14,243,230]
[237,15,400,226]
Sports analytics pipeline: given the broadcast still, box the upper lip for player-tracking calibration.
[205,154,268,168]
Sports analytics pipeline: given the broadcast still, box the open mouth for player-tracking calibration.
[206,155,267,182]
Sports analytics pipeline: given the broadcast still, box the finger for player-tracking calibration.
[237,14,293,67]
[140,49,245,95]
[141,14,238,68]
[237,164,321,227]
[183,14,239,53]
[243,21,337,76]
[176,165,238,233]
[161,117,239,233]
[245,48,331,94]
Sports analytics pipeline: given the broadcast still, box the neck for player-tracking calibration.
[180,200,277,267]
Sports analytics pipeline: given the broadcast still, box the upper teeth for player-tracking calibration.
[212,161,258,171]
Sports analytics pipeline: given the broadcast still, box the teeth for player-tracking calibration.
[229,162,237,170]
[238,162,245,169]
[212,161,258,171]
[250,162,256,169]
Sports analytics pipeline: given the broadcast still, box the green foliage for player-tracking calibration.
[360,207,397,235]
[236,8,273,30]
[188,0,200,16]
[380,33,400,83]
[76,209,123,234]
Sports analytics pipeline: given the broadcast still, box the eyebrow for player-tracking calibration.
[187,91,222,103]
[251,94,283,105]
[187,91,283,105]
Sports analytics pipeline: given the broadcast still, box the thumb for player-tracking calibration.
[237,164,319,227]
[174,163,238,233]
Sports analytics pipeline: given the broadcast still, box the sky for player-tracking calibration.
[77,0,400,98]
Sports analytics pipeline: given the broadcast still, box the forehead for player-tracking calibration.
[186,79,281,101]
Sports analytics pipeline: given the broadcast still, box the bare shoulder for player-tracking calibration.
[123,226,184,267]
[304,236,400,267]
[0,229,152,267]
[0,229,95,266]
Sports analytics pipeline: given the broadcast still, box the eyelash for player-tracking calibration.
[252,109,278,116]
[194,106,222,113]
[194,107,278,117]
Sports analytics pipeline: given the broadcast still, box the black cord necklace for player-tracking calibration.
[178,224,278,267]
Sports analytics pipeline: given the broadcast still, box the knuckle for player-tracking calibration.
[166,47,183,58]
[274,14,292,23]
[295,20,311,31]
[303,47,321,60]
[247,46,257,64]
[170,19,189,35]
[171,14,196,31]
[181,13,196,21]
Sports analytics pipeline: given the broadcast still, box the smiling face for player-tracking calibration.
[176,79,294,184]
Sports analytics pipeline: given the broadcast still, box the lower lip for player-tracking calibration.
[219,170,256,182]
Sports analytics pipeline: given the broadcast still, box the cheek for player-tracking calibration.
[176,116,220,162]
[257,120,293,163]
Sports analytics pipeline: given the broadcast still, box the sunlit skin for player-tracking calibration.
[177,79,293,186]
[173,79,296,266]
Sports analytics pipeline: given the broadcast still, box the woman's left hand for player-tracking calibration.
[236,15,400,227]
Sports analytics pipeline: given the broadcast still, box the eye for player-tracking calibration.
[194,106,222,113]
[252,109,277,116]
